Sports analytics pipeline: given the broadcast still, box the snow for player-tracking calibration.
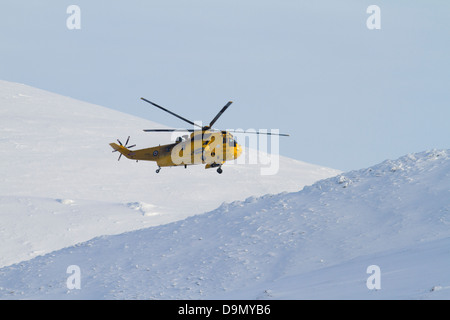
[0,80,339,268]
[1,81,449,300]
[0,145,449,299]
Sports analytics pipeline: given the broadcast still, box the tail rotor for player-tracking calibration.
[112,136,136,161]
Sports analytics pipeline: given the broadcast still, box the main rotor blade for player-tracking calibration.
[140,97,202,129]
[208,101,233,128]
[143,129,195,132]
[223,129,290,136]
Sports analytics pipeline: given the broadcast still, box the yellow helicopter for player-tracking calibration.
[110,98,289,174]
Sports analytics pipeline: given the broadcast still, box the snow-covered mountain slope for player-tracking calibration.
[0,80,340,267]
[0,149,448,299]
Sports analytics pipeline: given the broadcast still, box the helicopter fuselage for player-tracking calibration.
[109,131,242,170]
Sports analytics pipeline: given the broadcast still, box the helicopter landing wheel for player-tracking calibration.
[217,167,223,174]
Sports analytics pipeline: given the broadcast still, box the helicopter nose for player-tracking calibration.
[235,144,243,159]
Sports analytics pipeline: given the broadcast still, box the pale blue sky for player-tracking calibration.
[1,1,449,171]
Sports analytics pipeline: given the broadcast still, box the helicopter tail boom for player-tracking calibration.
[110,143,133,160]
